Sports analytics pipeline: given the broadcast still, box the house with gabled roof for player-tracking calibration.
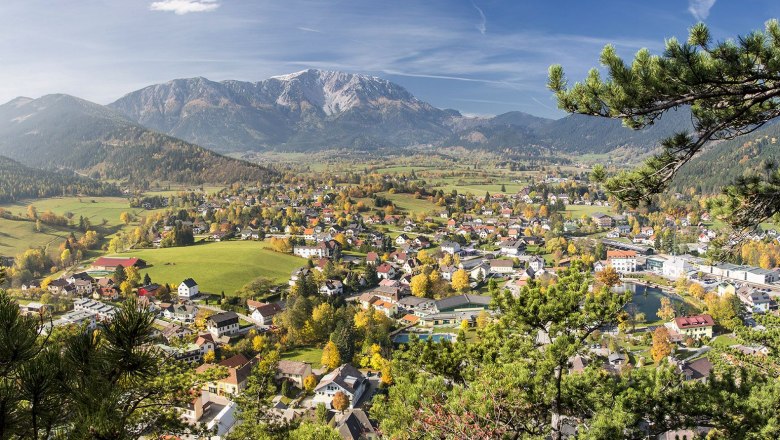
[313,364,368,409]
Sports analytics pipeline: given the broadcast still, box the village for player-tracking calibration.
[4,163,780,439]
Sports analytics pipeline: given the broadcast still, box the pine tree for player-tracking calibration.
[549,20,780,230]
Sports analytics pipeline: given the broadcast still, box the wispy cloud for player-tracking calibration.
[149,0,220,15]
[688,0,716,21]
[297,26,322,33]
[472,2,486,35]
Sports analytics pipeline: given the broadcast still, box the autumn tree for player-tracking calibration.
[550,20,780,230]
[595,266,621,288]
[303,374,318,393]
[332,391,350,413]
[651,326,673,363]
[451,269,470,292]
[321,340,341,370]
[657,296,676,321]
[410,273,430,297]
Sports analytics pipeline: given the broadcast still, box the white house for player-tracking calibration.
[606,250,637,274]
[319,279,344,296]
[440,241,461,255]
[206,312,240,338]
[178,278,199,299]
[528,256,545,272]
[662,257,696,280]
[489,259,514,274]
[248,301,283,325]
[313,364,368,409]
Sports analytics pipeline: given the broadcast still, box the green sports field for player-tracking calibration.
[106,240,303,295]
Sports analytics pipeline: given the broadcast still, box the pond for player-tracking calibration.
[619,282,688,320]
[393,333,456,344]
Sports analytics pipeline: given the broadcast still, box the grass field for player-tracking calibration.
[281,346,323,365]
[0,217,73,257]
[0,196,166,259]
[381,192,439,215]
[107,240,302,295]
[0,196,146,229]
[564,204,611,219]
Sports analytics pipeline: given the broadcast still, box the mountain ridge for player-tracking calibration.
[0,94,277,185]
[107,69,693,153]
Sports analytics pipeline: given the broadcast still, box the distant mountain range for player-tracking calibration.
[0,94,276,184]
[1,68,749,194]
[108,69,693,154]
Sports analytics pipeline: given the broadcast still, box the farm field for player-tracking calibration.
[106,240,302,295]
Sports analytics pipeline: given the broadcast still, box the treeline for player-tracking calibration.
[0,155,118,203]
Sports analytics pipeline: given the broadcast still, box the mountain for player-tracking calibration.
[446,108,692,153]
[109,69,696,154]
[109,69,453,152]
[0,94,276,184]
[0,155,118,203]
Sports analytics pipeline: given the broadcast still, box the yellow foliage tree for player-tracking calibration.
[321,341,341,370]
[451,269,470,292]
[203,349,216,363]
[410,273,430,297]
[303,374,318,393]
[651,326,673,363]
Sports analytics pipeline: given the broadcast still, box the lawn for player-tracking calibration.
[106,240,303,295]
[711,334,739,348]
[281,346,323,366]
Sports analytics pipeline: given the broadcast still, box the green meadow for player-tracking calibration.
[108,240,303,295]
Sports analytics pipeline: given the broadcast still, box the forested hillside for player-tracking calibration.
[0,155,118,203]
[0,94,277,184]
[671,121,780,194]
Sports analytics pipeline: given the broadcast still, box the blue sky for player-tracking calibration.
[0,0,777,118]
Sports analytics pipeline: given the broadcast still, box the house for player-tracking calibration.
[195,333,216,356]
[276,360,312,389]
[21,280,41,291]
[73,298,117,321]
[158,343,203,363]
[440,241,461,255]
[606,250,637,273]
[250,302,283,324]
[290,267,311,286]
[679,357,713,383]
[397,296,436,317]
[207,311,240,338]
[365,252,380,265]
[313,364,368,409]
[178,278,200,299]
[591,213,614,228]
[163,303,198,323]
[395,234,410,246]
[161,323,194,342]
[320,279,344,296]
[334,408,379,440]
[736,287,772,314]
[499,240,526,256]
[376,263,396,280]
[645,255,667,274]
[662,256,696,280]
[666,314,715,339]
[489,259,514,274]
[528,255,545,272]
[137,283,160,297]
[196,354,257,396]
[91,257,145,271]
[293,240,341,259]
